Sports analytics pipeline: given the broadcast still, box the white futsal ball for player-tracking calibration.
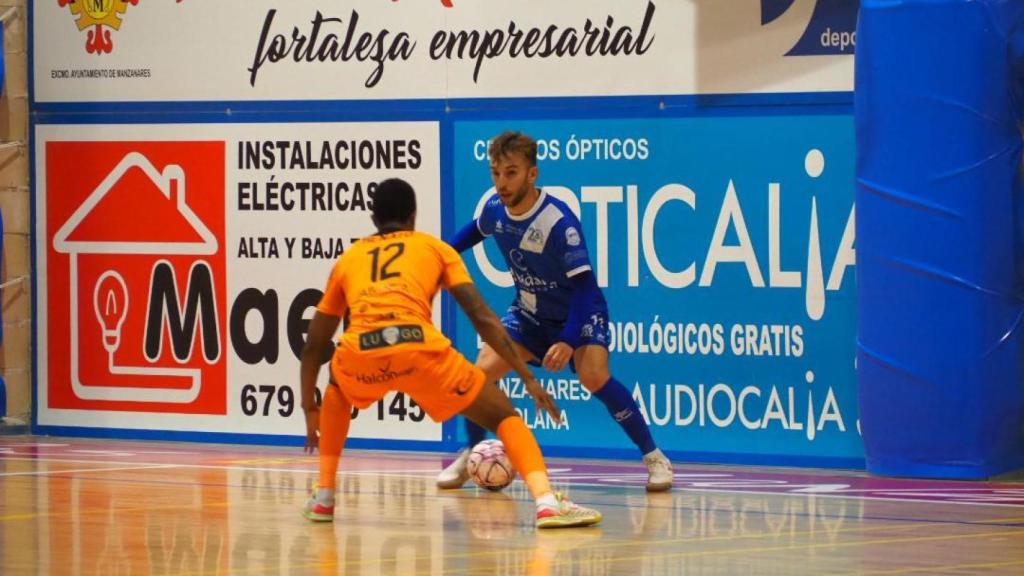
[467,439,516,491]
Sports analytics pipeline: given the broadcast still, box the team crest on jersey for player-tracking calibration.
[565,227,581,247]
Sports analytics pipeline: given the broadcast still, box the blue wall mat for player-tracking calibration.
[856,0,1024,478]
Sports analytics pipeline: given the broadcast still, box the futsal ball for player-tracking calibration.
[467,439,516,491]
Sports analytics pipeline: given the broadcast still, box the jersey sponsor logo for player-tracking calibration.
[565,227,581,246]
[355,362,416,385]
[493,219,525,237]
[359,325,425,350]
[511,270,559,291]
[510,248,529,271]
[563,249,589,265]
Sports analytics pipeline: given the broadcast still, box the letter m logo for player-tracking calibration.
[145,260,221,363]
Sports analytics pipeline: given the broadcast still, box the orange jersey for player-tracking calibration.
[317,230,472,354]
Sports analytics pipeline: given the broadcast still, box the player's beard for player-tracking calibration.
[502,181,537,214]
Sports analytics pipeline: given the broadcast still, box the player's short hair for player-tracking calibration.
[372,178,417,225]
[489,131,537,166]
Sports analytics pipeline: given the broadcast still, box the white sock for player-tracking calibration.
[316,487,335,503]
[536,493,558,508]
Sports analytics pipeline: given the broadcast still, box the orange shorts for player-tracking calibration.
[330,345,486,423]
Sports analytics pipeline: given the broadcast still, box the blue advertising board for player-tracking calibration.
[452,116,859,466]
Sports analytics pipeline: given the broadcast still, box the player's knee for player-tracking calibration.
[491,406,518,429]
[475,346,496,367]
[484,366,510,384]
[579,370,610,392]
[475,406,516,432]
[463,382,517,431]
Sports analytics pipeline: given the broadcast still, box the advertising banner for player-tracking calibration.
[34,0,856,103]
[35,121,442,440]
[30,1,863,465]
[452,117,860,462]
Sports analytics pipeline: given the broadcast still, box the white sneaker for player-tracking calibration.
[436,448,471,489]
[302,492,335,522]
[536,493,603,529]
[643,448,673,492]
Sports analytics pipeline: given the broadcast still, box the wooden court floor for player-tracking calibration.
[1,437,1023,575]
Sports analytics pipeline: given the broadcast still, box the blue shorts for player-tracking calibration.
[501,305,610,371]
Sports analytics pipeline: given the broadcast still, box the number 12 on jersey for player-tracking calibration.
[368,242,405,281]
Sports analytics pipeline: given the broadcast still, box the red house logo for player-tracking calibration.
[46,142,226,414]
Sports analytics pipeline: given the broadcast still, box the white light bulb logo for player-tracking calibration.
[94,271,128,354]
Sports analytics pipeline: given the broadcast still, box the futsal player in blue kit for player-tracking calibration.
[437,131,674,492]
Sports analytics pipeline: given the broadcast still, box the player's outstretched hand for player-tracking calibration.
[542,342,573,372]
[524,377,562,423]
[303,407,321,453]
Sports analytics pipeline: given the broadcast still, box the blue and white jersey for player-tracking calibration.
[477,189,606,321]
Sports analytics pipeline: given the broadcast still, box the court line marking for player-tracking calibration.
[5,456,1022,576]
[525,528,1024,576]
[4,455,1024,511]
[0,463,179,477]
[674,487,1024,508]
[838,558,1024,575]
[0,443,451,462]
[6,453,1024,506]
[12,463,1024,535]
[171,521,931,576]
[0,501,232,522]
[420,517,1024,575]
[178,522,1024,576]
[8,467,1015,569]
[0,456,433,475]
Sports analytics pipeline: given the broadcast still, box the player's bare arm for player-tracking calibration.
[449,282,561,422]
[299,310,341,453]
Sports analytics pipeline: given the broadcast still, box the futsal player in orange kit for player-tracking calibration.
[299,177,601,529]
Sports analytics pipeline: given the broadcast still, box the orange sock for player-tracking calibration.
[317,385,352,490]
[496,416,552,499]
